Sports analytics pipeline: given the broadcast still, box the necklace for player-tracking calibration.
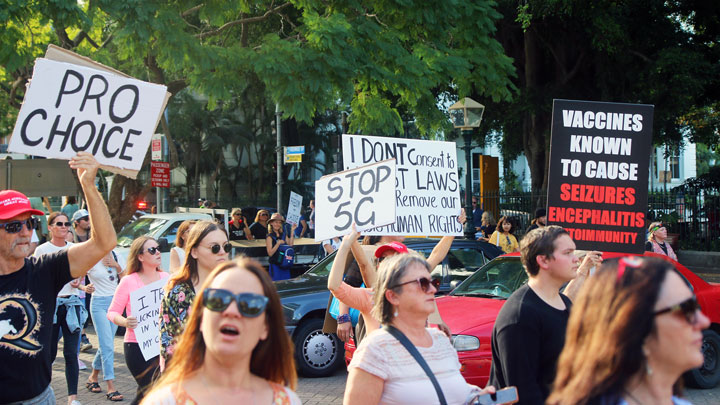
[624,390,643,405]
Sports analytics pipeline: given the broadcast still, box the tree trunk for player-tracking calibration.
[107,175,152,232]
[522,26,550,195]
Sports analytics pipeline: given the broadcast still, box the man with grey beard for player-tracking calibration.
[0,153,116,404]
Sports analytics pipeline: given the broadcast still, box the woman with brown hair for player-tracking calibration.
[266,213,296,281]
[142,258,300,404]
[160,221,230,366]
[548,257,709,405]
[107,236,169,405]
[169,220,196,273]
[488,216,519,254]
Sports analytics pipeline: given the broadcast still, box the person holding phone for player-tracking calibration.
[228,209,251,241]
[548,257,708,405]
[344,253,496,404]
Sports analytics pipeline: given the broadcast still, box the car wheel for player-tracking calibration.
[294,318,344,377]
[685,329,720,389]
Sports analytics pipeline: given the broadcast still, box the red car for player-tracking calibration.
[345,251,720,389]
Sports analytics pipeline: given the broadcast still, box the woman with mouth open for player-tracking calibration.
[142,257,300,404]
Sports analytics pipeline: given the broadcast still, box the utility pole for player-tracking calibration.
[276,103,282,213]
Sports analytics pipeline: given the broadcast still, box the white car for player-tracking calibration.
[115,213,212,271]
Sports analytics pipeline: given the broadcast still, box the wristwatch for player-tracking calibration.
[337,314,351,324]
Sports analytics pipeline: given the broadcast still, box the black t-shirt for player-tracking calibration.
[249,222,268,240]
[228,221,247,241]
[0,251,71,402]
[489,284,572,405]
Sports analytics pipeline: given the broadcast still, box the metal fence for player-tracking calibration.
[477,189,720,251]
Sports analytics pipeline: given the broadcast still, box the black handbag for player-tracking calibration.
[383,325,447,405]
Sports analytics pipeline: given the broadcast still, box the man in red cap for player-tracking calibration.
[0,152,117,404]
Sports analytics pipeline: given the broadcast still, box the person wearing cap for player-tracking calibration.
[526,208,547,234]
[266,213,297,281]
[72,209,91,243]
[0,152,116,405]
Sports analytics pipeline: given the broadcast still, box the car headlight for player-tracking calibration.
[452,335,480,352]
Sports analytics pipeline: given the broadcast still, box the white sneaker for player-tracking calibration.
[78,358,87,370]
[71,400,82,405]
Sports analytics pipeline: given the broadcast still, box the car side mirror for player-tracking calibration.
[450,280,461,290]
[157,238,170,253]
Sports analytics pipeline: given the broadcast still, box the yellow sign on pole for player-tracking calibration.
[284,154,302,163]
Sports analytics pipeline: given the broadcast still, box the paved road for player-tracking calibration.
[51,326,719,404]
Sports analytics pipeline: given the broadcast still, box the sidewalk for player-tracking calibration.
[51,325,347,404]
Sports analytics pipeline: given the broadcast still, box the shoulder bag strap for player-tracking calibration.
[383,325,447,405]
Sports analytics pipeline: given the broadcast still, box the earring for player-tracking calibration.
[643,345,653,376]
[394,309,399,317]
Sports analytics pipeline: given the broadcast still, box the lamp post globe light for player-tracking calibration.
[448,97,485,240]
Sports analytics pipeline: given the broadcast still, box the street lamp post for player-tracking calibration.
[448,97,485,240]
[275,103,282,214]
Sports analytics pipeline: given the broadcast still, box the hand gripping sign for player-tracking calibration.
[314,159,396,241]
[9,46,168,178]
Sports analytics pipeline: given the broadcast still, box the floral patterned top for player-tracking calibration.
[160,281,196,361]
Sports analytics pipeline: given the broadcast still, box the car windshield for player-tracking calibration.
[451,256,527,299]
[116,218,167,247]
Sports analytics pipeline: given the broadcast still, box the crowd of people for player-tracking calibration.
[0,152,707,405]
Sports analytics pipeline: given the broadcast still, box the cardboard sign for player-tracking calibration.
[547,99,653,253]
[315,159,396,241]
[151,161,170,188]
[286,191,303,225]
[129,277,168,361]
[9,57,168,175]
[342,134,462,236]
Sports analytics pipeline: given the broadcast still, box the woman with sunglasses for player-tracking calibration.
[249,209,271,240]
[548,257,709,405]
[84,248,126,401]
[266,213,296,281]
[345,253,495,404]
[645,221,678,261]
[228,209,251,241]
[34,212,88,405]
[107,236,169,405]
[169,220,196,273]
[488,216,519,254]
[142,258,300,404]
[160,221,230,368]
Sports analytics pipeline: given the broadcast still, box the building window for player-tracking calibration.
[669,151,680,179]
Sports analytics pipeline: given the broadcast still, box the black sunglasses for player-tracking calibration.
[146,246,161,255]
[390,277,440,293]
[52,222,72,227]
[654,296,701,325]
[203,288,269,317]
[0,218,38,234]
[77,216,89,222]
[206,242,232,254]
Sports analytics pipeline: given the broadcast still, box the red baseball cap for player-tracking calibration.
[0,190,45,220]
[374,241,409,258]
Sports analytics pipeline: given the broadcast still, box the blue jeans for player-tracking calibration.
[90,295,118,381]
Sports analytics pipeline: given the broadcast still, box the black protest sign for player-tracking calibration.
[547,99,653,253]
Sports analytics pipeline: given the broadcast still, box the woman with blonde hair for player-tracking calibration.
[345,253,495,404]
[142,258,300,404]
[107,236,169,404]
[548,257,709,405]
[249,209,271,240]
[160,221,230,366]
[645,221,678,261]
[476,211,496,241]
[169,220,196,273]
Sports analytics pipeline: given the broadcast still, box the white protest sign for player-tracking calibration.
[9,58,168,173]
[342,135,463,236]
[130,277,168,361]
[286,191,303,225]
[315,159,396,241]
